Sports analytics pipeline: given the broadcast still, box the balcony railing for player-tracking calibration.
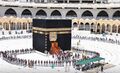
[5,15,17,17]
[1,0,110,4]
[35,15,47,18]
[112,17,120,20]
[50,16,62,19]
[81,16,93,19]
[21,15,32,18]
[96,16,109,19]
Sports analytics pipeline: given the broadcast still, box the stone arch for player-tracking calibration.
[21,9,32,18]
[91,23,95,32]
[3,22,9,30]
[113,11,120,18]
[66,10,77,17]
[81,10,93,18]
[51,10,61,16]
[16,22,22,30]
[79,22,84,30]
[10,22,16,30]
[112,24,117,33]
[97,10,109,19]
[28,22,32,30]
[36,10,47,17]
[118,25,120,33]
[73,22,78,27]
[106,24,111,32]
[101,24,105,33]
[5,8,17,17]
[23,22,27,30]
[0,22,2,30]
[97,23,101,33]
[85,23,90,31]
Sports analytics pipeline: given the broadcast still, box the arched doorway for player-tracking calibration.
[21,9,32,18]
[73,22,78,28]
[79,22,84,30]
[106,24,111,32]
[112,25,117,33]
[97,11,109,19]
[66,10,77,18]
[10,22,16,30]
[81,10,93,19]
[51,10,62,18]
[118,25,120,33]
[28,22,32,30]
[16,22,22,30]
[3,22,9,30]
[0,23,2,30]
[113,11,120,19]
[36,10,47,18]
[101,24,105,33]
[5,8,17,17]
[97,23,101,33]
[23,22,27,30]
[85,23,90,31]
[90,23,95,33]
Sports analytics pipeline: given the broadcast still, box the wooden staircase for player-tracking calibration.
[50,41,61,55]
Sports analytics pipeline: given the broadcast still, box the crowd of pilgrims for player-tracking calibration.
[0,48,100,70]
[72,34,120,45]
[0,49,72,68]
[0,34,32,41]
[72,48,104,71]
[0,30,32,41]
[0,32,105,71]
[1,30,32,35]
[72,48,100,59]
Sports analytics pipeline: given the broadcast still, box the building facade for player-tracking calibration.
[0,0,120,34]
[0,0,119,19]
[72,19,120,34]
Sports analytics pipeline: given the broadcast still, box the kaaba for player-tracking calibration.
[33,19,71,54]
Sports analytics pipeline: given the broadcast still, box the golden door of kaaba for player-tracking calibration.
[33,19,71,54]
